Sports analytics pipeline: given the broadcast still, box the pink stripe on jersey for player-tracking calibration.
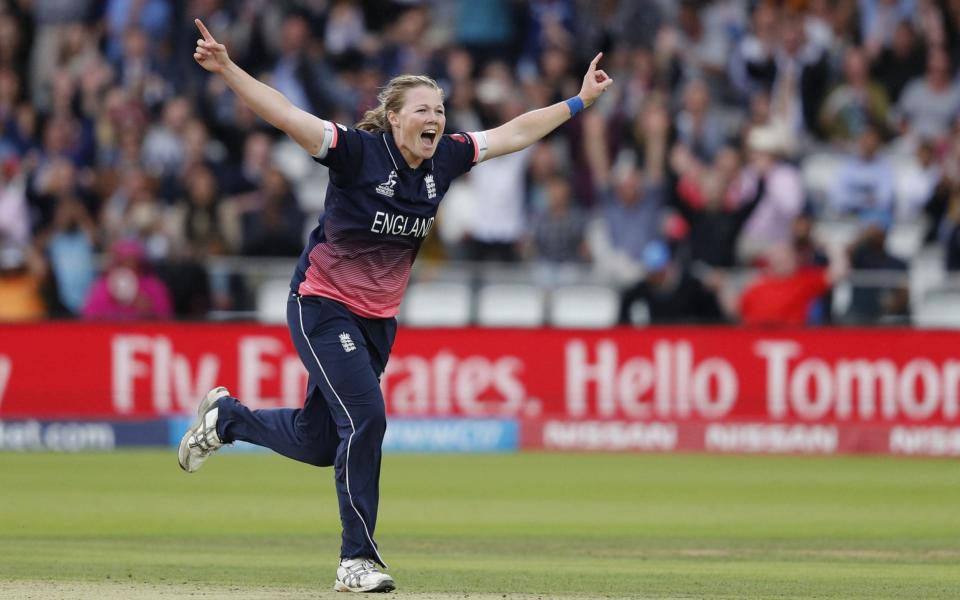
[297,241,415,319]
[329,122,339,148]
[467,132,480,163]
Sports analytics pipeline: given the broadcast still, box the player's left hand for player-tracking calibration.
[578,52,614,108]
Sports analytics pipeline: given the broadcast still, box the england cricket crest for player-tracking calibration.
[339,332,356,352]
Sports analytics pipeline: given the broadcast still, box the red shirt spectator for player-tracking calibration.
[736,242,840,326]
[740,266,830,326]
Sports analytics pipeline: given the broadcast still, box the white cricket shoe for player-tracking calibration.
[334,558,396,593]
[177,386,231,473]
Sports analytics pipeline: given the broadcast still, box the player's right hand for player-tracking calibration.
[194,18,230,74]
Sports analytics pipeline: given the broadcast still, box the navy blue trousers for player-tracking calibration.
[216,294,397,567]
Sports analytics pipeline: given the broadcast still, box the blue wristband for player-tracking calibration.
[565,95,585,117]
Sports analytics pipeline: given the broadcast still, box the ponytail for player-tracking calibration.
[357,105,388,133]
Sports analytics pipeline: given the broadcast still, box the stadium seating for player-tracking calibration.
[476,283,546,327]
[914,289,960,328]
[255,279,292,324]
[400,281,473,326]
[548,285,620,328]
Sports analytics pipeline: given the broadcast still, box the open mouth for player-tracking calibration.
[420,128,438,147]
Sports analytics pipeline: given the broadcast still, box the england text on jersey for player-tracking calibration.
[370,212,435,237]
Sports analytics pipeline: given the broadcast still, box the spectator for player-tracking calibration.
[526,141,562,213]
[240,167,304,257]
[29,0,97,111]
[1,92,40,161]
[870,21,926,103]
[939,167,960,270]
[675,78,728,162]
[530,174,588,286]
[730,5,829,136]
[0,158,29,248]
[0,243,47,321]
[736,242,846,326]
[672,0,742,90]
[768,11,830,137]
[790,212,832,323]
[737,124,805,262]
[41,196,97,315]
[671,144,763,268]
[104,0,172,62]
[729,2,780,99]
[0,13,29,98]
[101,167,162,245]
[896,139,941,221]
[818,47,890,144]
[519,0,575,69]
[586,98,669,282]
[827,124,896,217]
[323,0,370,62]
[221,130,273,196]
[142,96,192,181]
[378,6,433,78]
[618,240,725,325]
[465,97,531,262]
[111,25,172,110]
[455,0,516,65]
[271,13,334,115]
[896,46,960,142]
[167,164,239,258]
[587,159,665,282]
[859,0,916,54]
[28,157,80,236]
[82,238,172,320]
[792,212,829,269]
[926,122,960,244]
[845,210,910,323]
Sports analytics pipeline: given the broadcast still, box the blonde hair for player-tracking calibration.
[356,74,444,133]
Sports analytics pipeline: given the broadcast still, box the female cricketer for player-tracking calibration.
[178,18,612,593]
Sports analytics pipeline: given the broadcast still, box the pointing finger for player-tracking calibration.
[195,18,215,43]
[589,52,603,71]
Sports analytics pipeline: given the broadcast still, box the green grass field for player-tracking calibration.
[1,451,958,599]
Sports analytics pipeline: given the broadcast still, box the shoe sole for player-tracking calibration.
[333,579,396,593]
[177,386,229,473]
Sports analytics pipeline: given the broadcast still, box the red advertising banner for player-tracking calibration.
[1,323,959,454]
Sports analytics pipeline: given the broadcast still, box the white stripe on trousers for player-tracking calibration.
[297,296,387,568]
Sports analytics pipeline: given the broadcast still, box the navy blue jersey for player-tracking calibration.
[291,121,488,317]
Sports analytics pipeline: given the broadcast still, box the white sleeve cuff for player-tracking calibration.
[468,131,489,163]
[313,120,337,159]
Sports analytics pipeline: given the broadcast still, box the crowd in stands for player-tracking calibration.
[0,0,959,326]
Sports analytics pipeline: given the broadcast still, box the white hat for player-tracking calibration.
[747,124,791,154]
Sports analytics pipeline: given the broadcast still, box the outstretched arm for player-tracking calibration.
[193,19,326,156]
[482,53,613,162]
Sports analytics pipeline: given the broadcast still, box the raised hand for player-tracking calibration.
[578,53,614,108]
[193,18,230,74]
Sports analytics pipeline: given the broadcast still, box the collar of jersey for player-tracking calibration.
[383,132,434,172]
